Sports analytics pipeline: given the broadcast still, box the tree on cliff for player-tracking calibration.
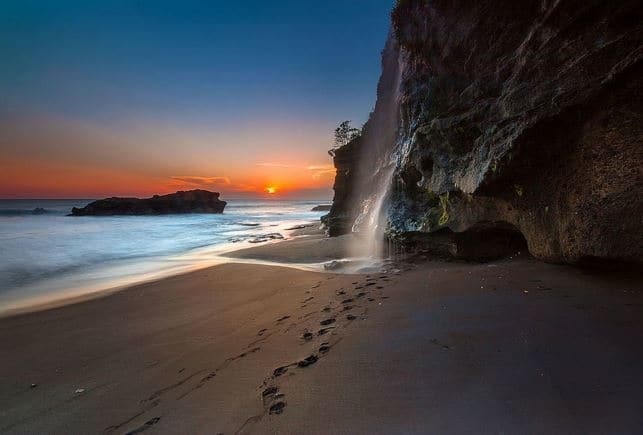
[329,120,361,156]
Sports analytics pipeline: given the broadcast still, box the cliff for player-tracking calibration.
[326,0,642,265]
[71,190,226,216]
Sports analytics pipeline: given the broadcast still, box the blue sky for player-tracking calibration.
[0,0,393,198]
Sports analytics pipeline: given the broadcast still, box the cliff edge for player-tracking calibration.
[326,0,642,265]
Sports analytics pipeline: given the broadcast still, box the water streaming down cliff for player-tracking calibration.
[344,33,405,262]
[349,164,396,259]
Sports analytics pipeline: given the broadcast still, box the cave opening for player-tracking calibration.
[388,221,529,262]
[453,221,529,262]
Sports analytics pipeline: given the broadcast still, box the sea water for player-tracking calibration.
[0,199,327,315]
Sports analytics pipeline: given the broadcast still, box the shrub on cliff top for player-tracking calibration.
[329,120,361,157]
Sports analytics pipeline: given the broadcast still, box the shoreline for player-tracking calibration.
[1,230,642,433]
[0,221,328,319]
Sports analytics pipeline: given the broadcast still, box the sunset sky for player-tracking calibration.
[0,0,392,199]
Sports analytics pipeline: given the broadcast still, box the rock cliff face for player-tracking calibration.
[71,190,226,216]
[326,0,642,265]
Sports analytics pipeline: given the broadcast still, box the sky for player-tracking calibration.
[0,0,393,199]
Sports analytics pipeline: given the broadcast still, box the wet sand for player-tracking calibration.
[1,235,642,434]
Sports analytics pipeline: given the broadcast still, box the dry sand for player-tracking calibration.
[1,234,642,434]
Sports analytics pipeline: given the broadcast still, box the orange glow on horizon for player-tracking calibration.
[0,155,336,199]
[1,114,338,199]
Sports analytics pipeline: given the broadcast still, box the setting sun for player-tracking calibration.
[265,186,277,194]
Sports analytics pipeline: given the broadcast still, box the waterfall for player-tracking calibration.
[349,163,395,260]
[343,32,405,265]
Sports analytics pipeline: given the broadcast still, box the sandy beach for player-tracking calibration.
[1,233,642,434]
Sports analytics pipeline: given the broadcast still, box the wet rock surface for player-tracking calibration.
[70,190,226,216]
[326,0,643,265]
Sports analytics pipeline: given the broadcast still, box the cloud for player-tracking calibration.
[307,164,336,179]
[171,176,231,186]
[255,162,296,168]
[169,175,256,193]
[255,163,336,179]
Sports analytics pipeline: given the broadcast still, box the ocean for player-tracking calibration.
[0,198,329,315]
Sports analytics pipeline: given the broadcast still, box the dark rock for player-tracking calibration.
[285,224,312,230]
[70,190,226,216]
[327,0,643,266]
[321,136,363,236]
[248,233,284,244]
[31,208,47,215]
[311,204,332,212]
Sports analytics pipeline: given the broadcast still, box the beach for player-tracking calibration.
[1,232,642,434]
[3,0,641,433]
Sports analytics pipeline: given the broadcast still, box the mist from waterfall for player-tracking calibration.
[349,164,395,260]
[343,32,404,266]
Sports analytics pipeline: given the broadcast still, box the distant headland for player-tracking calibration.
[70,190,226,216]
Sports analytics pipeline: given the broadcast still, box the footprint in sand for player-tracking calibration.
[342,305,354,311]
[269,401,286,415]
[273,366,289,377]
[341,298,354,304]
[317,327,334,336]
[297,355,318,367]
[262,386,279,398]
[322,307,331,312]
[258,328,268,336]
[319,344,330,354]
[125,417,160,435]
[302,332,313,341]
[276,315,290,322]
[356,292,366,298]
[201,372,216,382]
[346,314,357,321]
[320,318,336,326]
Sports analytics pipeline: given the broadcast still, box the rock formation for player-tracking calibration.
[325,0,642,265]
[70,190,226,216]
[311,205,332,212]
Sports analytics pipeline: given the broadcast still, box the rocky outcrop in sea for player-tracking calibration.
[70,190,227,216]
[325,0,642,265]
